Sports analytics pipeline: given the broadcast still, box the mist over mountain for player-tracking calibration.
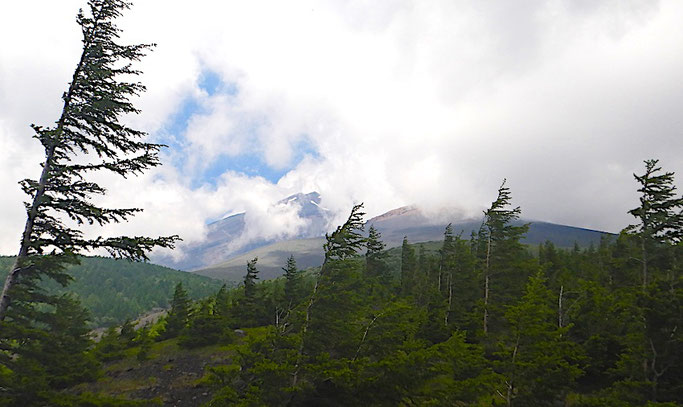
[192,201,612,282]
[154,192,329,271]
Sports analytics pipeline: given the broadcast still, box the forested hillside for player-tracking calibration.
[0,256,223,327]
[48,163,680,407]
[3,0,680,405]
[0,161,681,406]
[167,182,679,407]
[194,220,610,283]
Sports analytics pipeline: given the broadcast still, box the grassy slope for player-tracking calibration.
[69,329,265,406]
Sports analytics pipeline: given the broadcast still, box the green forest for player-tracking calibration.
[0,0,680,405]
[2,160,681,406]
[0,256,223,327]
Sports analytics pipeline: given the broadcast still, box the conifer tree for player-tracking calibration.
[400,236,417,296]
[163,282,190,339]
[291,204,366,389]
[283,255,303,307]
[135,325,152,361]
[626,159,683,288]
[440,223,456,291]
[1,294,99,404]
[322,204,366,263]
[496,273,582,406]
[237,257,261,327]
[440,224,456,323]
[0,0,178,322]
[214,284,231,319]
[365,225,388,279]
[479,179,528,334]
[243,257,260,302]
[179,298,230,348]
[118,318,137,346]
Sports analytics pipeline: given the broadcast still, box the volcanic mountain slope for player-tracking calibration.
[155,192,329,271]
[194,205,612,282]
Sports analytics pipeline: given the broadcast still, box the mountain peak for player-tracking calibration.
[367,205,419,223]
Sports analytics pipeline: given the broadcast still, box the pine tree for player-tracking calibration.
[400,236,417,296]
[283,255,303,307]
[118,318,137,347]
[237,257,261,327]
[322,203,366,262]
[496,273,582,406]
[618,159,683,402]
[479,179,529,334]
[135,325,152,361]
[179,298,231,348]
[0,0,179,322]
[244,257,259,303]
[626,159,683,289]
[1,295,99,405]
[440,224,456,323]
[447,232,478,333]
[163,282,190,339]
[214,284,231,319]
[365,225,388,279]
[291,204,366,389]
[440,223,456,291]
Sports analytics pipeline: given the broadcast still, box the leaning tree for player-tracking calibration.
[0,0,178,322]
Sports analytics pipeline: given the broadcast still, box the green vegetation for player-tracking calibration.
[0,256,224,327]
[0,2,680,405]
[0,158,681,406]
[159,160,678,407]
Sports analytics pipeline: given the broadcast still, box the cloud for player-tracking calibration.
[1,0,682,257]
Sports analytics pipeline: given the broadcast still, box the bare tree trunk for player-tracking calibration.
[445,274,452,327]
[353,312,383,361]
[506,336,520,407]
[641,237,648,291]
[558,285,564,328]
[484,233,492,334]
[291,278,319,387]
[437,263,442,292]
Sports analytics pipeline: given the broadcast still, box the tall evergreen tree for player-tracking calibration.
[440,223,456,293]
[236,257,262,327]
[0,0,178,322]
[479,179,529,334]
[283,255,303,307]
[496,273,582,406]
[214,284,231,319]
[243,257,260,302]
[400,236,417,296]
[163,282,190,339]
[626,159,683,289]
[0,294,99,405]
[291,204,366,389]
[365,225,388,280]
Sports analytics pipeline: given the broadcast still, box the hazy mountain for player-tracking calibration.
[366,205,610,248]
[155,192,329,271]
[194,205,612,282]
[196,237,326,282]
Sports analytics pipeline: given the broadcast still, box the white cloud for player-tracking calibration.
[1,0,682,257]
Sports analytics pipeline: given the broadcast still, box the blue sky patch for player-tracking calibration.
[194,136,320,188]
[157,68,319,188]
[199,153,290,187]
[198,69,238,96]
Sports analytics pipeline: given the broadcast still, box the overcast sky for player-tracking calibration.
[1,0,682,257]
